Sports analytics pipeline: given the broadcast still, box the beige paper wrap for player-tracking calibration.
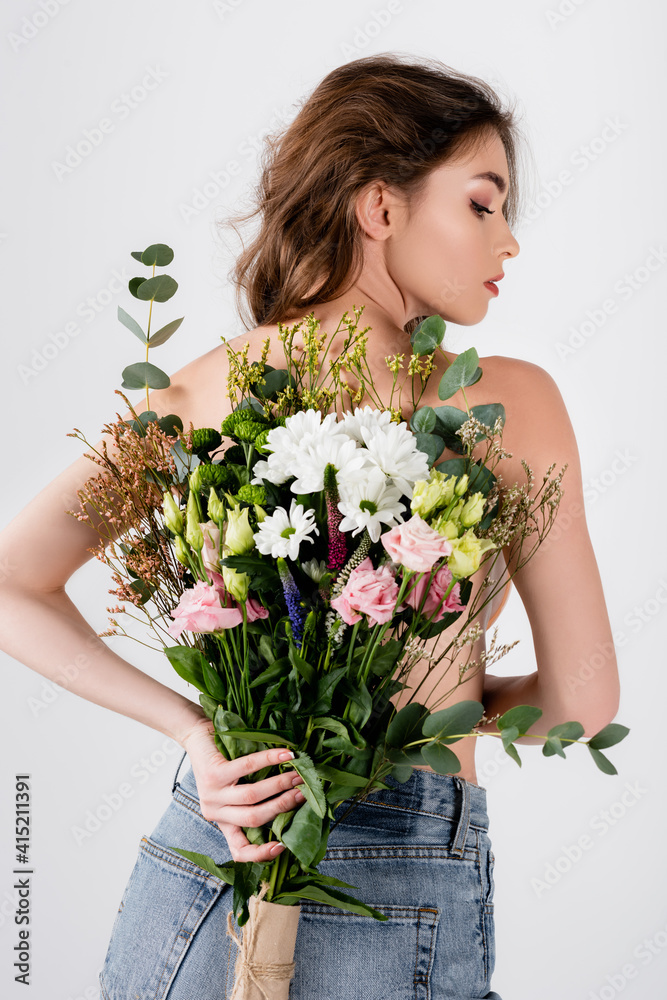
[226,881,301,1000]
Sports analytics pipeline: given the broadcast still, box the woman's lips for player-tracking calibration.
[483,281,499,296]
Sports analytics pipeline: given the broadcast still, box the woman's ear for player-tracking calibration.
[354,180,407,242]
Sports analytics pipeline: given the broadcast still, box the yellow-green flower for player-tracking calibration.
[460,492,486,528]
[208,486,225,524]
[433,514,460,541]
[223,564,250,602]
[162,490,183,535]
[185,490,204,551]
[410,470,457,520]
[254,503,267,524]
[224,506,255,556]
[447,528,497,578]
[174,534,190,566]
[454,473,469,497]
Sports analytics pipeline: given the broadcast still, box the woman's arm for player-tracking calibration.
[0,365,216,747]
[476,359,620,744]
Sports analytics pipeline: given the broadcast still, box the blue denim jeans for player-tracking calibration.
[99,753,502,999]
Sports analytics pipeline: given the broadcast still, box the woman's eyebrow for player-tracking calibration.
[470,171,507,196]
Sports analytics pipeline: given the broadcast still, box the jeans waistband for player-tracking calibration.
[172,753,489,854]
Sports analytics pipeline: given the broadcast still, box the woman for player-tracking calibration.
[0,54,619,998]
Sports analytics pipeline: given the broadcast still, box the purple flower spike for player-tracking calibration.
[324,463,347,571]
[276,557,307,644]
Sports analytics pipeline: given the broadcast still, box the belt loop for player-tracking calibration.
[451,777,471,857]
[172,750,187,794]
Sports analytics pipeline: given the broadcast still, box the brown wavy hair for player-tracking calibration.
[219,52,528,337]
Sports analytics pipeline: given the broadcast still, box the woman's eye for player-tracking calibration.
[471,199,495,218]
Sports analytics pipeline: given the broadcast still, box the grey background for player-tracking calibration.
[0,2,665,998]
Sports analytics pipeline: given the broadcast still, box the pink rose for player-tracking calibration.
[404,564,465,621]
[381,514,453,572]
[330,557,404,627]
[166,580,243,639]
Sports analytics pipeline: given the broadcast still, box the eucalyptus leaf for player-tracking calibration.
[410,314,446,356]
[587,745,618,775]
[129,276,146,298]
[421,700,485,743]
[437,347,482,401]
[420,741,462,774]
[410,407,436,434]
[136,274,178,303]
[542,736,566,758]
[149,316,184,348]
[157,413,184,437]
[587,723,630,750]
[414,432,444,466]
[121,361,171,391]
[386,702,429,749]
[497,705,542,735]
[117,306,147,344]
[141,243,174,267]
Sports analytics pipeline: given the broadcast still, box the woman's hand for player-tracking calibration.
[180,716,306,863]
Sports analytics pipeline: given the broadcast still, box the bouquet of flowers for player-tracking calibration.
[67,244,629,1000]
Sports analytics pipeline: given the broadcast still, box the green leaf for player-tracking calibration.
[128,410,158,436]
[233,860,265,926]
[249,657,291,689]
[367,638,402,676]
[274,883,388,920]
[547,721,585,746]
[420,741,462,774]
[166,848,234,884]
[542,736,566,758]
[410,314,446,357]
[500,725,520,751]
[386,702,429,749]
[309,716,354,741]
[414,432,444,466]
[315,764,369,787]
[497,705,542,735]
[389,763,413,782]
[163,645,207,693]
[198,692,219,720]
[215,729,295,747]
[254,368,292,398]
[290,753,327,818]
[129,276,146,298]
[141,243,174,267]
[201,659,226,701]
[421,701,485,743]
[117,306,147,344]
[130,251,144,263]
[280,800,324,867]
[310,665,348,715]
[410,406,436,434]
[135,274,178,303]
[345,678,373,730]
[470,403,505,436]
[321,735,369,759]
[158,413,184,437]
[503,742,522,767]
[431,405,468,454]
[121,361,171,391]
[587,723,630,750]
[587,745,618,775]
[288,645,315,686]
[437,347,482,400]
[149,316,184,347]
[214,709,265,758]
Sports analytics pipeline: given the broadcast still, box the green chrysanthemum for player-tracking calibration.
[220,409,267,439]
[190,427,222,457]
[237,484,266,505]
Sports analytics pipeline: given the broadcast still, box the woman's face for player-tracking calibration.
[377,130,520,327]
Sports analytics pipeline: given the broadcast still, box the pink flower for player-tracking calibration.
[166,580,243,639]
[381,514,453,572]
[404,564,465,621]
[330,557,404,627]
[200,520,221,575]
[245,596,269,622]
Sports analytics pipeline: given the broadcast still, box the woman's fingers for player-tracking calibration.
[219,820,290,864]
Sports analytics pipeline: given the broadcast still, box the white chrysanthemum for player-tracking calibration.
[301,558,328,583]
[253,499,320,560]
[337,466,406,543]
[251,410,344,487]
[290,435,371,494]
[339,405,393,445]
[360,422,430,497]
